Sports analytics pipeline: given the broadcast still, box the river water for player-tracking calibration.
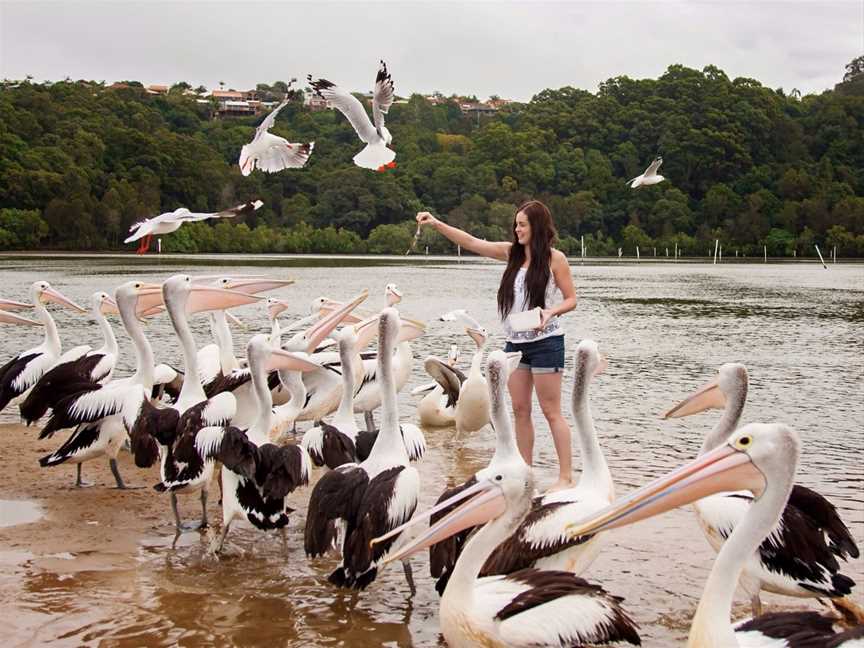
[0,254,862,646]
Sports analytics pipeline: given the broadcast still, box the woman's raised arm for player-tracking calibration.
[416,212,510,262]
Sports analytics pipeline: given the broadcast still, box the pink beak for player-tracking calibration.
[100,295,120,315]
[0,310,42,326]
[220,278,295,294]
[42,287,87,313]
[265,348,322,373]
[303,290,369,353]
[663,378,726,419]
[0,299,33,312]
[185,285,262,315]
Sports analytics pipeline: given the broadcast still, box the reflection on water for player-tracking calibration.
[1,255,862,646]
[0,500,43,528]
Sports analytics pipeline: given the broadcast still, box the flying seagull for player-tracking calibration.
[627,156,665,188]
[308,60,396,171]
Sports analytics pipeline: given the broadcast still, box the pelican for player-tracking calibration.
[413,345,463,427]
[20,292,120,425]
[372,350,640,648]
[0,310,40,326]
[124,200,262,254]
[307,60,396,171]
[36,281,165,487]
[430,340,614,594]
[208,334,320,553]
[0,281,86,413]
[304,308,420,592]
[626,156,664,189]
[301,317,378,469]
[440,310,491,436]
[239,88,314,176]
[564,422,861,648]
[0,298,33,312]
[664,364,859,617]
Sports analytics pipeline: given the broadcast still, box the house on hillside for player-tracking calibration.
[146,84,169,95]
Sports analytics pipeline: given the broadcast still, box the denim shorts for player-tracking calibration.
[504,334,565,374]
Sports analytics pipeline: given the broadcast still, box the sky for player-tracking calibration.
[1,1,861,101]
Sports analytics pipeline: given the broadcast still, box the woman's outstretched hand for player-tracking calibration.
[416,211,439,228]
[537,308,555,329]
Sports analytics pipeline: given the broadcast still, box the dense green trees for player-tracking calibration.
[0,59,862,256]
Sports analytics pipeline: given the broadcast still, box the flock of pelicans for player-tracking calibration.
[0,277,862,647]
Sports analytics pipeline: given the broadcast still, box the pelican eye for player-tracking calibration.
[494,475,503,482]
[736,436,752,449]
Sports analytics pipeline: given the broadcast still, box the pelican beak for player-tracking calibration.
[663,378,725,419]
[353,314,380,349]
[0,299,33,312]
[373,477,507,564]
[318,298,367,325]
[221,278,295,294]
[467,327,487,349]
[135,286,166,317]
[304,290,369,352]
[100,295,120,315]
[385,285,403,306]
[411,382,437,396]
[0,310,42,326]
[268,299,291,322]
[265,348,321,373]
[563,443,765,541]
[42,287,87,313]
[397,317,426,343]
[594,353,608,377]
[225,311,246,329]
[185,286,262,315]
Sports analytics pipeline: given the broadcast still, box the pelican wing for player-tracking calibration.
[372,60,394,134]
[307,76,378,144]
[424,357,465,408]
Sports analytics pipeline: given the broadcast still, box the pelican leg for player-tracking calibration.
[279,527,288,555]
[199,490,209,529]
[214,520,232,554]
[171,492,183,530]
[401,559,416,596]
[364,411,375,433]
[75,464,94,488]
[108,458,142,489]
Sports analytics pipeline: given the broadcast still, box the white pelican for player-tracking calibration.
[564,422,861,648]
[440,310,491,436]
[20,292,120,425]
[664,364,859,617]
[207,334,320,553]
[413,345,463,427]
[307,60,396,171]
[0,281,86,413]
[430,340,614,595]
[304,308,420,592]
[372,350,640,648]
[36,281,164,486]
[626,156,664,189]
[124,200,262,254]
[239,89,314,176]
[301,317,378,469]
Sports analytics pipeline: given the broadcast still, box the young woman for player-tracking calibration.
[416,201,577,492]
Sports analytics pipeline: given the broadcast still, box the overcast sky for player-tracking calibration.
[1,1,861,101]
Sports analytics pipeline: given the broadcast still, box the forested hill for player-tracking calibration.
[1,59,863,257]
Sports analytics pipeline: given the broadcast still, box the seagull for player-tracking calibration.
[124,200,263,254]
[239,86,314,176]
[308,60,396,171]
[627,156,665,189]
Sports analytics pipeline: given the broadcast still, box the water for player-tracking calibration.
[0,500,43,528]
[0,254,862,646]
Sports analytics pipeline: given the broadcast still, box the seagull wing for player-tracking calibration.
[372,60,394,134]
[440,309,482,331]
[254,98,290,140]
[645,157,662,176]
[182,201,264,222]
[308,76,378,144]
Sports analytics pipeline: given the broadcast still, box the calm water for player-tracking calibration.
[1,254,862,646]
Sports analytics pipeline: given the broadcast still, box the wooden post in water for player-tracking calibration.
[425,245,429,256]
[719,245,722,263]
[457,244,461,262]
[814,244,828,269]
[580,235,584,265]
[764,245,767,263]
[674,242,678,261]
[653,247,656,257]
[665,247,669,257]
[713,239,719,264]
[157,238,162,254]
[618,247,622,259]
[636,246,640,261]
[833,246,837,264]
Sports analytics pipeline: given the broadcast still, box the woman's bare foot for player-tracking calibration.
[544,477,576,494]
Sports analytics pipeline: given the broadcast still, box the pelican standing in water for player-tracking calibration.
[304,308,420,592]
[564,422,862,647]
[441,309,491,436]
[373,350,640,648]
[413,345,464,428]
[665,363,859,618]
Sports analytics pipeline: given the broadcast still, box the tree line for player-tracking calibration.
[1,57,862,257]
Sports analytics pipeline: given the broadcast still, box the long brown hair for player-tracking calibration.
[497,200,557,318]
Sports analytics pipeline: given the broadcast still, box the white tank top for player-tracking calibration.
[502,267,563,343]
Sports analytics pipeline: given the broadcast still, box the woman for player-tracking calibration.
[416,201,577,492]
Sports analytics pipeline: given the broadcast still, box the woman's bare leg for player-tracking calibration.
[508,368,535,465]
[534,371,574,492]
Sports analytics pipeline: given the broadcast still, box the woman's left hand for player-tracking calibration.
[537,308,554,329]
